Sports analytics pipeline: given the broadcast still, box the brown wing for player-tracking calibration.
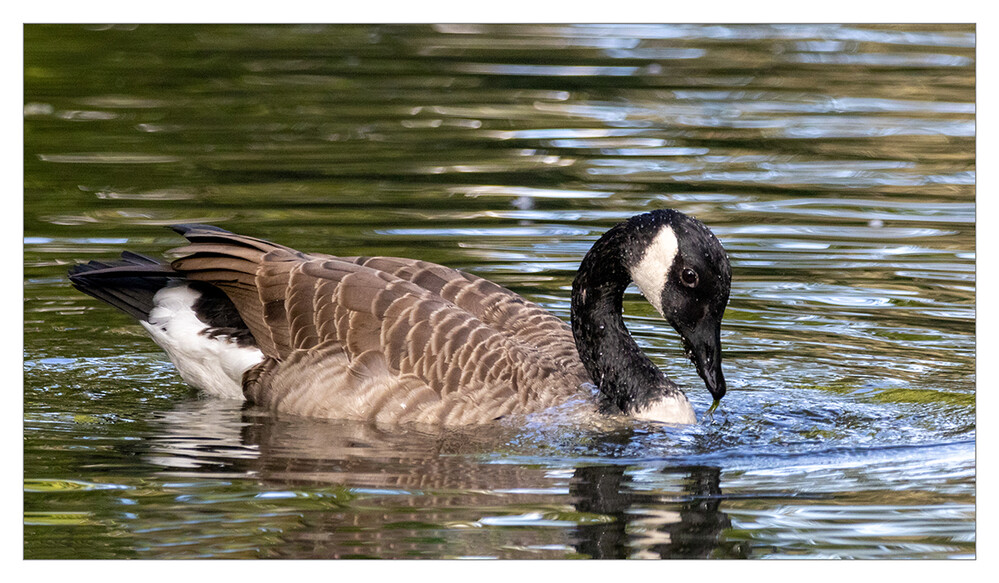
[339,256,581,369]
[169,225,589,424]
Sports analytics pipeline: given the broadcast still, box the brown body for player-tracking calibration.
[173,227,595,424]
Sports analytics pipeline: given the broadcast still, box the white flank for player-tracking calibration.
[629,225,679,316]
[632,393,698,425]
[140,284,264,399]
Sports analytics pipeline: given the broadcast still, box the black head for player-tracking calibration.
[624,210,732,401]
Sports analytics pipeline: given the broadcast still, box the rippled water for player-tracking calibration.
[23,24,975,559]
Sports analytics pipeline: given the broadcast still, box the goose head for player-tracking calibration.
[628,210,732,403]
[571,209,731,419]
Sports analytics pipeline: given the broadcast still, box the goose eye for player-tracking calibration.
[680,267,699,287]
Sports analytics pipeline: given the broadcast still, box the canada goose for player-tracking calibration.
[68,209,731,426]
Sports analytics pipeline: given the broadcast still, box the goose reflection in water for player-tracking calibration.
[570,464,743,559]
[137,399,742,559]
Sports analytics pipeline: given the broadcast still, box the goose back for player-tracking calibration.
[169,225,592,424]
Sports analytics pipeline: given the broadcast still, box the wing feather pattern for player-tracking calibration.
[169,225,592,425]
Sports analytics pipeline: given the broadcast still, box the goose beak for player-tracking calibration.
[683,320,727,401]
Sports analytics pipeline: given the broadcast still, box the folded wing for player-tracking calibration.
[169,224,588,424]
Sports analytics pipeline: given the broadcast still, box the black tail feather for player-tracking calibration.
[68,252,179,321]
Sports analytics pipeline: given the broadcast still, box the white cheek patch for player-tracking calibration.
[629,226,679,317]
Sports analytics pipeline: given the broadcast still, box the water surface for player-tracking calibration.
[24,24,975,559]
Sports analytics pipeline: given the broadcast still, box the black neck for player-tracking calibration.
[570,224,677,414]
